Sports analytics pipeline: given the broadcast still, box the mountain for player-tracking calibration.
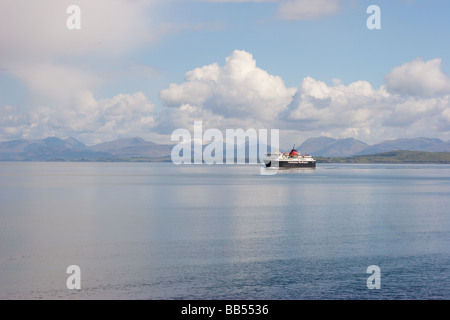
[0,136,85,153]
[297,137,337,155]
[426,140,450,152]
[0,137,112,161]
[0,137,175,161]
[298,137,368,157]
[356,137,444,155]
[88,137,173,158]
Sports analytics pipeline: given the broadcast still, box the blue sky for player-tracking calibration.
[1,0,450,147]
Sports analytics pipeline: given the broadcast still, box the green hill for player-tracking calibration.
[316,150,450,163]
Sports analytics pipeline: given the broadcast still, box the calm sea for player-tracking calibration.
[0,162,449,300]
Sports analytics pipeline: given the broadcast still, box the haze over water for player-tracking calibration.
[0,162,449,299]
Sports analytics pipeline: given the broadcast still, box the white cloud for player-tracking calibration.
[160,50,295,129]
[0,92,158,144]
[281,71,450,143]
[383,95,450,133]
[281,77,389,135]
[67,91,158,144]
[384,57,450,97]
[157,52,446,144]
[2,52,450,145]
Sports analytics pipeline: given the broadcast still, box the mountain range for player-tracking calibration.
[0,137,172,161]
[1,136,450,161]
[297,136,450,157]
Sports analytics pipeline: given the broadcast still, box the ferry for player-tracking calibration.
[264,145,316,168]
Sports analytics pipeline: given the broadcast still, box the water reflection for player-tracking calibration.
[1,162,449,299]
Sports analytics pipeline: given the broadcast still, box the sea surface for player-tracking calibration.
[0,162,449,300]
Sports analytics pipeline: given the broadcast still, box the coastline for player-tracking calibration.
[2,150,450,164]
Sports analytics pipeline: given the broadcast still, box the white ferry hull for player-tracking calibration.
[264,159,316,168]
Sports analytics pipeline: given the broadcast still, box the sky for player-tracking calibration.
[1,0,450,148]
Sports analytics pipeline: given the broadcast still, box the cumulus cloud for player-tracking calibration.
[383,95,450,132]
[280,77,390,140]
[160,50,295,130]
[2,51,450,145]
[159,52,448,143]
[384,57,450,97]
[281,70,450,142]
[0,92,158,144]
[158,53,450,143]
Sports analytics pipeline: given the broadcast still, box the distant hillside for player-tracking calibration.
[298,136,450,157]
[356,137,444,155]
[297,136,337,155]
[298,137,368,157]
[89,137,173,158]
[426,140,450,152]
[0,137,172,161]
[317,150,450,163]
[0,137,111,161]
[0,137,85,153]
